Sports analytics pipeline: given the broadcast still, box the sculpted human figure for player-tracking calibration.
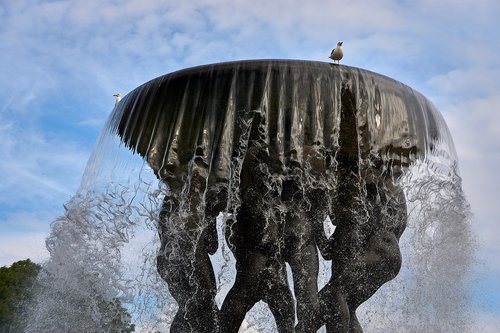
[318,170,407,333]
[156,159,222,333]
[310,85,408,333]
[219,114,295,333]
[281,145,332,333]
[107,60,460,333]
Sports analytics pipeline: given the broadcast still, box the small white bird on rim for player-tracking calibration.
[113,93,122,106]
[329,41,343,64]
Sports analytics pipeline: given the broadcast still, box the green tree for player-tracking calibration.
[1,259,136,332]
[0,259,40,332]
[100,297,136,333]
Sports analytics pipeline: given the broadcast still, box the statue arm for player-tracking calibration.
[204,218,219,255]
[313,217,334,260]
[203,185,227,255]
[306,185,334,260]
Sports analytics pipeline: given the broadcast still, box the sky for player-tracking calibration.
[0,0,499,330]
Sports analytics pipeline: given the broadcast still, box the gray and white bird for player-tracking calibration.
[329,41,343,64]
[113,93,122,107]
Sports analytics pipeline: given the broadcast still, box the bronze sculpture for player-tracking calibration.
[111,60,454,332]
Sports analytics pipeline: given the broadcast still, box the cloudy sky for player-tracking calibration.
[1,0,499,330]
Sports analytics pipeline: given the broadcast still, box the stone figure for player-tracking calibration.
[219,113,296,333]
[309,86,407,333]
[156,161,221,333]
[281,146,333,333]
[111,60,451,332]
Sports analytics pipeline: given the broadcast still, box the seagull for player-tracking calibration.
[113,93,122,107]
[329,41,343,64]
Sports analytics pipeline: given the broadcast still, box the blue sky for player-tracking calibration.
[1,0,499,330]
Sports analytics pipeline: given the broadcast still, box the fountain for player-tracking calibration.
[26,60,474,332]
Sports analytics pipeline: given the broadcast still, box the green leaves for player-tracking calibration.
[0,259,40,332]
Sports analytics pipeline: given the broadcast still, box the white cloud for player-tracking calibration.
[0,232,49,267]
[472,311,500,333]
[425,67,500,276]
[428,68,500,102]
[2,0,496,114]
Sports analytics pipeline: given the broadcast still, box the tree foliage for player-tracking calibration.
[1,259,135,332]
[0,259,40,332]
[100,297,135,333]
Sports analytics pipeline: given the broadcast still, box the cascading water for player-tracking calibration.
[26,60,474,332]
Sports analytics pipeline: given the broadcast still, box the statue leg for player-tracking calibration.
[157,223,219,332]
[158,242,217,333]
[187,244,219,332]
[258,254,295,333]
[159,259,194,333]
[290,243,321,333]
[219,251,267,333]
[170,309,191,333]
[266,285,296,333]
[320,282,350,333]
[348,312,363,333]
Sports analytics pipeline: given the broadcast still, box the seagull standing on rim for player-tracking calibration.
[113,93,122,107]
[329,41,343,64]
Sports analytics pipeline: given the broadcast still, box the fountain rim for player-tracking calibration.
[111,58,458,178]
[134,59,415,97]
